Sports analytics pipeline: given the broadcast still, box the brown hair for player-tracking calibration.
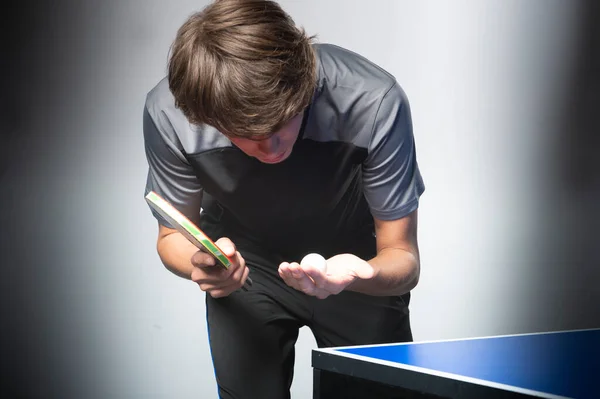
[168,0,317,139]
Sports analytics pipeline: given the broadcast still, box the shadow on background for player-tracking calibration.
[1,2,86,397]
[558,1,600,192]
[1,3,33,396]
[534,0,600,328]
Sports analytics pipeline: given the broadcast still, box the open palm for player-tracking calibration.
[278,253,374,299]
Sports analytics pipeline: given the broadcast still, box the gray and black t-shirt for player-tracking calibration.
[143,43,425,260]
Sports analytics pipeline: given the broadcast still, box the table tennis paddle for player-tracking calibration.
[145,190,252,291]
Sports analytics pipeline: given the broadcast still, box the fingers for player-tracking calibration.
[302,263,328,289]
[279,262,331,299]
[194,262,250,297]
[191,250,217,268]
[191,237,249,297]
[278,262,302,291]
[209,265,250,298]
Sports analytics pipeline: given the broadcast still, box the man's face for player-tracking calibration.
[228,112,304,164]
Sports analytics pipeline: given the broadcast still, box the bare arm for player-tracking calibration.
[347,209,420,296]
[156,224,198,280]
[278,209,421,298]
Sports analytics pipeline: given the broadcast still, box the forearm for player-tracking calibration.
[157,232,198,280]
[348,248,420,296]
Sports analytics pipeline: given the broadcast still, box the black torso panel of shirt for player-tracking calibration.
[191,137,377,263]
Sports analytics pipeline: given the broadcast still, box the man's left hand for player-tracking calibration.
[278,254,375,299]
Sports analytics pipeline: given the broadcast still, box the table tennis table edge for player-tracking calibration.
[312,349,572,399]
[315,327,600,352]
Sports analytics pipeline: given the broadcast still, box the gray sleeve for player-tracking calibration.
[362,83,425,220]
[143,105,203,227]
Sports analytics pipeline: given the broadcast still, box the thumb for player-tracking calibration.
[353,261,375,280]
[214,237,236,257]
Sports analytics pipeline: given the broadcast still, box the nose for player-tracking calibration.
[258,136,279,155]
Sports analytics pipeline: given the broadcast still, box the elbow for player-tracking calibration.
[156,236,171,269]
[408,270,420,291]
[404,260,421,292]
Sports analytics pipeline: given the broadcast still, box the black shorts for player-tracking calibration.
[205,245,412,399]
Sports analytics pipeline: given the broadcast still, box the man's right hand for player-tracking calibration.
[190,237,250,298]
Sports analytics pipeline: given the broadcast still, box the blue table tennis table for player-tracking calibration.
[312,328,600,399]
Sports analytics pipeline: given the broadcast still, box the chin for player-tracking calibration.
[258,150,290,164]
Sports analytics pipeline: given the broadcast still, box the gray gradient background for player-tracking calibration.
[1,1,599,398]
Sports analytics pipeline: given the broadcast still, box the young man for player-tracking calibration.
[143,1,425,397]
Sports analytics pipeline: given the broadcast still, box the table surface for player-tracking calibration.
[313,328,600,399]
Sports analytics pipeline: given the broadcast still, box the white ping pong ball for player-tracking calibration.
[300,253,327,272]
